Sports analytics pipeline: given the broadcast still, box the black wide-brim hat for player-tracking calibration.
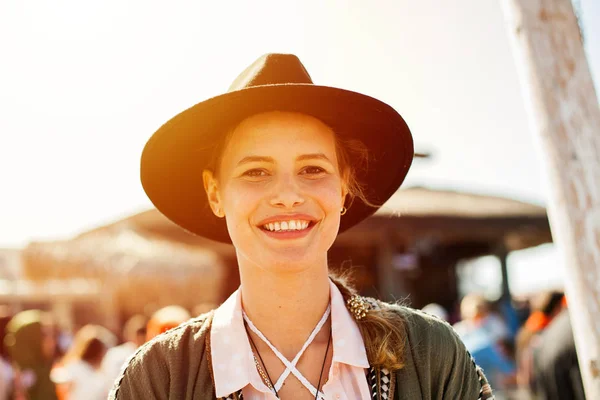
[141,54,414,243]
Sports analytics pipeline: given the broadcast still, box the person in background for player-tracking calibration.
[453,294,515,392]
[0,307,14,400]
[145,306,191,341]
[515,291,565,390]
[51,324,115,400]
[102,314,147,386]
[454,294,510,342]
[3,310,58,400]
[532,306,585,400]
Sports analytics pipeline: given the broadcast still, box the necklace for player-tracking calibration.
[244,320,332,400]
[243,307,332,400]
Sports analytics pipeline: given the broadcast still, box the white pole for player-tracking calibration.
[501,0,600,397]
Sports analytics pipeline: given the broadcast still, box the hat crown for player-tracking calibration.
[228,53,314,92]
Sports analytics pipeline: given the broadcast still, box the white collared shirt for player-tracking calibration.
[210,279,371,399]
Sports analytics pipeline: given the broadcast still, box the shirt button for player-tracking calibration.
[335,394,341,399]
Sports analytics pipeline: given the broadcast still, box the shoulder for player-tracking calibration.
[378,301,460,345]
[383,304,494,399]
[394,304,458,343]
[109,312,214,400]
[125,312,211,368]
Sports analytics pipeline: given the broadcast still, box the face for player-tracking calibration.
[203,111,347,273]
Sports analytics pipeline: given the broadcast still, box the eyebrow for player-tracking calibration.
[236,153,333,166]
[236,156,274,166]
[296,153,333,163]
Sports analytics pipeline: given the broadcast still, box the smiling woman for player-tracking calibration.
[109,54,494,400]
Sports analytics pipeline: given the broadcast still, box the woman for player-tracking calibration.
[110,54,494,399]
[52,324,114,400]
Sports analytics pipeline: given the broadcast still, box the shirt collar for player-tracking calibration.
[210,279,370,396]
[329,279,370,368]
[210,289,269,397]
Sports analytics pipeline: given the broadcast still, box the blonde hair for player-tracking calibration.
[334,135,380,209]
[329,271,406,371]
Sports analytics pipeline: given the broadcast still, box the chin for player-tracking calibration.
[232,225,338,272]
[235,241,331,275]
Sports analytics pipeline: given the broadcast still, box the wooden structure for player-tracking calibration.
[502,0,600,395]
[20,231,225,331]
[0,248,102,332]
[334,187,551,310]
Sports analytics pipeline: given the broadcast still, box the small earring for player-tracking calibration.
[340,206,347,216]
[215,208,223,218]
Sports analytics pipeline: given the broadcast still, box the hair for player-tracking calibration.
[537,291,565,316]
[0,306,12,360]
[122,314,148,344]
[146,305,192,340]
[460,293,489,320]
[329,270,406,371]
[61,325,110,367]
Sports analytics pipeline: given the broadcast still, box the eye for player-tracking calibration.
[242,168,268,177]
[301,166,326,175]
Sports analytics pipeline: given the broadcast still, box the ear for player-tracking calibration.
[341,180,349,208]
[203,170,224,218]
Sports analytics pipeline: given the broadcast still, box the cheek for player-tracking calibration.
[221,181,264,218]
[306,178,344,210]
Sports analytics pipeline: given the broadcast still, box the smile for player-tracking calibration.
[262,220,311,232]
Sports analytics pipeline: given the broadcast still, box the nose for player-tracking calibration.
[269,173,305,209]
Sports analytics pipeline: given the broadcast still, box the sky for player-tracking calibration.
[1,0,599,291]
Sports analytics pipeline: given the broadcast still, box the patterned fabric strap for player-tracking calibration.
[476,364,495,400]
[366,367,394,400]
[221,391,243,400]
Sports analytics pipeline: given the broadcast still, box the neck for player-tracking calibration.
[238,258,331,357]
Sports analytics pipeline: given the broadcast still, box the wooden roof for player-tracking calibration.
[22,230,224,282]
[377,187,546,218]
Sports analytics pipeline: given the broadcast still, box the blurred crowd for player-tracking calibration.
[0,291,585,400]
[424,291,585,400]
[0,305,195,400]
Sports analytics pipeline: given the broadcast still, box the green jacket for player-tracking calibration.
[110,304,494,399]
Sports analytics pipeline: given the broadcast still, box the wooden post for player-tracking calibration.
[501,0,600,397]
[498,251,511,301]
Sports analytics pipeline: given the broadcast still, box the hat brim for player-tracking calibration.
[141,84,413,243]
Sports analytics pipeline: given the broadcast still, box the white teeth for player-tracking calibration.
[262,220,311,232]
